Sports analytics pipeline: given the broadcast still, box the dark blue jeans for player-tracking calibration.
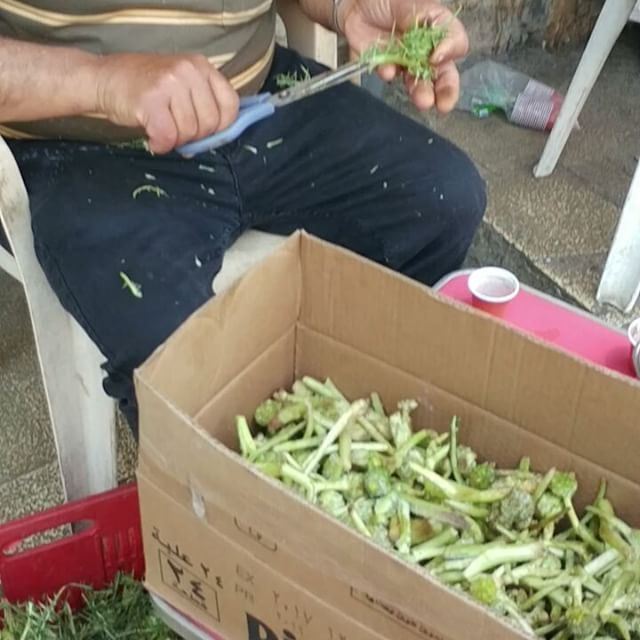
[9,46,486,438]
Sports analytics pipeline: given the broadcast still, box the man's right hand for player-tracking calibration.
[96,53,240,154]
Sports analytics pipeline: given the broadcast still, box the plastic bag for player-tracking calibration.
[458,60,565,132]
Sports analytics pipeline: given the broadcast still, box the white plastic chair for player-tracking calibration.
[0,137,118,502]
[0,8,337,501]
[534,0,640,313]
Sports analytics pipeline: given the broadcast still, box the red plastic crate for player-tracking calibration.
[0,483,144,610]
[0,482,222,638]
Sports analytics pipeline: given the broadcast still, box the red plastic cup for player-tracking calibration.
[468,267,520,318]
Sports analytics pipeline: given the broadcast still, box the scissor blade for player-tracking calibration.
[270,60,368,108]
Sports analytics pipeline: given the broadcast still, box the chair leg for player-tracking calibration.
[0,135,118,500]
[533,0,636,178]
[28,286,118,500]
[3,225,117,500]
[70,318,118,492]
[596,161,640,313]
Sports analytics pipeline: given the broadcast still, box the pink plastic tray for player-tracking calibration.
[435,270,636,379]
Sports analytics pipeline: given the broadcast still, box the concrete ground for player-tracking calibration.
[1,31,639,526]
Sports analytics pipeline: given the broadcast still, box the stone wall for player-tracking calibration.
[444,0,604,54]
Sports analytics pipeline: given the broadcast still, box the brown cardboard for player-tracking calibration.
[135,232,640,640]
[138,473,392,640]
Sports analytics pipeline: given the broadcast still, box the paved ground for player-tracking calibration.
[1,31,639,526]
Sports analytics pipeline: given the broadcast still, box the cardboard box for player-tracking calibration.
[135,232,640,640]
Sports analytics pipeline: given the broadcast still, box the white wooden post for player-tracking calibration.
[596,161,640,313]
[534,0,636,178]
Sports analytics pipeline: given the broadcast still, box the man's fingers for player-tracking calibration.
[189,79,221,139]
[404,62,460,114]
[396,6,469,65]
[144,105,179,154]
[433,61,460,114]
[181,56,239,138]
[149,60,240,151]
[208,72,239,131]
[169,88,199,146]
[377,63,397,82]
[430,17,469,65]
[405,74,435,111]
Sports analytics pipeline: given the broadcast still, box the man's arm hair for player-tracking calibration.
[0,37,100,122]
[296,0,342,32]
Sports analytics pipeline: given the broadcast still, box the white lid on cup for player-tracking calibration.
[468,267,520,304]
[629,318,640,349]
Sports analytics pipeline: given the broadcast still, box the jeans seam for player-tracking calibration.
[219,147,249,229]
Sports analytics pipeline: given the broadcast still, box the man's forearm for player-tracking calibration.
[0,38,100,122]
[297,0,343,32]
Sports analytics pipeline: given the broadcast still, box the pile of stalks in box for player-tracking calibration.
[236,377,640,640]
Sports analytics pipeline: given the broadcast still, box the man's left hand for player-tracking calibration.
[338,0,469,114]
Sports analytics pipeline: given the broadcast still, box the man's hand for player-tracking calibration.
[96,53,240,154]
[338,0,469,114]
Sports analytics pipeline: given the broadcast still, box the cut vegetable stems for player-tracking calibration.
[235,377,640,640]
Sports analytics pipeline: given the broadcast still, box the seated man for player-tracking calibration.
[0,0,486,438]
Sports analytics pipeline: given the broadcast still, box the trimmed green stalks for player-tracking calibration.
[235,379,640,640]
[410,462,510,504]
[303,400,367,474]
[463,542,545,579]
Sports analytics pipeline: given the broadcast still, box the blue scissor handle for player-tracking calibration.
[177,93,275,157]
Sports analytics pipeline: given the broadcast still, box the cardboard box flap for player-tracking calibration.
[137,233,302,417]
[300,233,495,413]
[299,234,640,484]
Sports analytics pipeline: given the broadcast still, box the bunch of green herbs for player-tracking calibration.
[361,16,451,81]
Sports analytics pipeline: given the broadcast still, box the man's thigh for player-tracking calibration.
[235,47,487,286]
[11,141,243,376]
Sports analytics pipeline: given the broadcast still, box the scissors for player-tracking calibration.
[177,59,368,157]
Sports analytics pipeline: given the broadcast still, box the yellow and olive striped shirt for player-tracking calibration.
[0,0,276,141]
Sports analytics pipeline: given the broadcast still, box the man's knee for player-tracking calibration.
[446,148,487,247]
[385,138,487,284]
[414,135,485,244]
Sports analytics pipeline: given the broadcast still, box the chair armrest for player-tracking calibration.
[0,136,33,283]
[0,136,30,233]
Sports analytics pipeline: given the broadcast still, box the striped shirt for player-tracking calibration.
[0,0,276,141]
